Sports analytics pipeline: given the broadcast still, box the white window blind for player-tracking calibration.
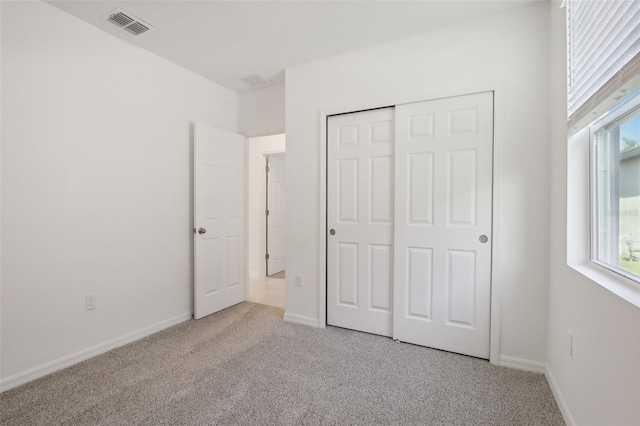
[567,0,640,120]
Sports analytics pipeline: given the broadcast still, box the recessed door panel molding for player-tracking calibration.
[370,244,392,312]
[204,164,220,220]
[446,250,476,327]
[338,125,359,147]
[409,114,435,139]
[327,108,394,337]
[338,159,359,223]
[409,152,434,224]
[226,236,239,288]
[194,122,245,319]
[371,120,393,143]
[225,168,241,220]
[448,149,478,226]
[407,247,433,320]
[370,156,393,223]
[394,91,493,359]
[338,243,359,306]
[205,238,220,295]
[449,108,479,135]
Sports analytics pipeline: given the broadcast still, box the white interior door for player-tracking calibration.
[267,154,286,275]
[327,108,394,337]
[393,92,493,358]
[194,122,245,319]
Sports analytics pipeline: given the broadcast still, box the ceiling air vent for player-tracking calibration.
[105,9,154,36]
[123,21,151,36]
[239,74,272,88]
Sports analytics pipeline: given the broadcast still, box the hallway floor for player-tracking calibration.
[248,273,285,308]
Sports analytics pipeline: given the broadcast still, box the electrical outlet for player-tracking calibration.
[295,274,302,287]
[568,331,574,357]
[85,294,96,311]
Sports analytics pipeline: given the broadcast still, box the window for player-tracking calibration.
[591,93,640,283]
[565,0,640,306]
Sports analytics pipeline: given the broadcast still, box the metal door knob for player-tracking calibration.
[198,228,207,235]
[329,229,336,236]
[479,235,488,243]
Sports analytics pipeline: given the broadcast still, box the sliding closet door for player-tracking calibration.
[393,92,493,359]
[327,108,394,337]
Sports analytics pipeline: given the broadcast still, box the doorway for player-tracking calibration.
[246,134,286,308]
[326,92,494,359]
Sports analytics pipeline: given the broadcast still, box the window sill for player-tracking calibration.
[568,260,640,308]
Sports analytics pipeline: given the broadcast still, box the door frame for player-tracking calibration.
[317,86,505,365]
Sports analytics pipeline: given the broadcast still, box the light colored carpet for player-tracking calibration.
[0,302,564,425]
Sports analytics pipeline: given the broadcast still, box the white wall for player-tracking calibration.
[546,3,640,425]
[285,3,551,363]
[239,84,285,138]
[247,135,286,278]
[0,1,238,386]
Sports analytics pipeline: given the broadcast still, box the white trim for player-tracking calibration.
[0,312,192,393]
[500,357,576,426]
[569,261,640,308]
[489,88,504,365]
[283,312,321,328]
[317,86,504,365]
[499,355,546,374]
[244,137,250,300]
[545,365,576,426]
[318,110,328,330]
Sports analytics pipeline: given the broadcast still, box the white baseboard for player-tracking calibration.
[499,355,547,374]
[283,312,320,328]
[0,312,193,393]
[499,357,573,425]
[545,365,575,426]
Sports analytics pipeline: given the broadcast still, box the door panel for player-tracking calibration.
[338,243,358,306]
[370,244,392,311]
[194,122,245,319]
[393,92,493,359]
[267,154,286,275]
[409,153,435,224]
[327,108,394,337]
[407,246,433,319]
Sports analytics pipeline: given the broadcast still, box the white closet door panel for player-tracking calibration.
[393,92,493,359]
[327,108,394,337]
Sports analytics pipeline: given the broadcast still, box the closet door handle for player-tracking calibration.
[329,229,336,236]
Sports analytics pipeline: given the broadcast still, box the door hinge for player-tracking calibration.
[265,253,270,260]
[265,209,269,216]
[265,166,270,173]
